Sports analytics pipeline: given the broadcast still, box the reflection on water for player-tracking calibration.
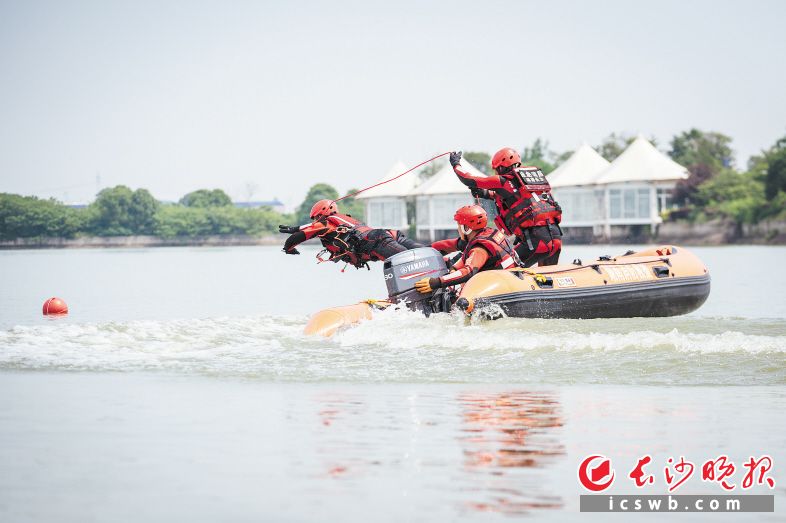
[305,390,566,517]
[316,392,369,479]
[1,373,783,523]
[459,391,565,515]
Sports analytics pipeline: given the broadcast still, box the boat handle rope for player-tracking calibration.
[363,299,389,310]
[513,257,673,279]
[517,268,548,283]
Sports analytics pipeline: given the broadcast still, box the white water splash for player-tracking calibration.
[1,312,784,384]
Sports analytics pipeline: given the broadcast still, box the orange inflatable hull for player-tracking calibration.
[304,246,710,337]
[455,246,710,319]
[304,301,390,337]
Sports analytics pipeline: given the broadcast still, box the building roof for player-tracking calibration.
[408,159,485,196]
[594,136,689,185]
[355,161,419,199]
[234,199,284,208]
[548,143,611,188]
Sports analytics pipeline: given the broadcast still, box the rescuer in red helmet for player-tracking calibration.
[414,205,518,294]
[449,149,562,267]
[279,199,421,268]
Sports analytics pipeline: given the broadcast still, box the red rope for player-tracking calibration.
[334,151,451,203]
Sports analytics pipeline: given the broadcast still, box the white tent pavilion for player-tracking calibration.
[355,138,687,241]
[355,161,417,230]
[548,144,610,229]
[408,160,480,241]
[594,136,688,236]
[595,136,689,185]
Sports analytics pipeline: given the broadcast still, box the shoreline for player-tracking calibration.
[1,219,785,250]
[0,234,282,250]
[1,238,784,250]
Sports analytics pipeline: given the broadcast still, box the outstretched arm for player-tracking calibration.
[415,247,489,293]
[282,222,328,254]
[431,237,468,266]
[455,164,504,190]
[283,231,306,254]
[450,151,504,191]
[437,247,489,287]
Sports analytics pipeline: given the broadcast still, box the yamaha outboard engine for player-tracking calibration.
[383,247,453,315]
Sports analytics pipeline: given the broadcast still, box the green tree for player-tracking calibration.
[669,130,734,207]
[295,183,339,224]
[668,129,734,173]
[88,185,160,236]
[236,206,282,235]
[463,151,492,175]
[338,188,365,221]
[521,138,555,173]
[88,186,134,235]
[154,205,281,237]
[180,189,232,208]
[153,206,211,237]
[693,170,765,225]
[419,159,446,181]
[552,150,573,169]
[672,164,715,205]
[130,188,159,234]
[0,194,85,240]
[764,138,786,200]
[595,133,635,162]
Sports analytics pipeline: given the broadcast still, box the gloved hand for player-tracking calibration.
[414,277,441,294]
[449,151,462,167]
[283,247,300,255]
[279,225,299,234]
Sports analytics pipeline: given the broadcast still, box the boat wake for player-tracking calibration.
[1,309,784,385]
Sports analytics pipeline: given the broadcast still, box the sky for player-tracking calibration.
[1,0,785,209]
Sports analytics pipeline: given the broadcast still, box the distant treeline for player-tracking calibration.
[0,188,289,240]
[2,128,786,241]
[0,186,366,241]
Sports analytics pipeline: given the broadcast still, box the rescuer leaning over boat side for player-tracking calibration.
[414,205,518,295]
[449,149,563,267]
[279,199,422,269]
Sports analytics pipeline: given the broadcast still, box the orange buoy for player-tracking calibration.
[42,297,68,315]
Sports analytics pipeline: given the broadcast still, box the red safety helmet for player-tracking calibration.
[454,205,487,231]
[491,147,521,172]
[310,199,337,220]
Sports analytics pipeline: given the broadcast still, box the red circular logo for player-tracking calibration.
[578,455,615,492]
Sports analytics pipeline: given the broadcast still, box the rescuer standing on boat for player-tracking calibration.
[449,149,562,267]
[280,199,421,269]
[414,205,517,294]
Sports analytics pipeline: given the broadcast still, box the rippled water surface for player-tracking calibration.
[1,245,785,521]
[1,313,784,385]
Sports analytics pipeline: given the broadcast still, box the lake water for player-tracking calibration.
[1,244,785,522]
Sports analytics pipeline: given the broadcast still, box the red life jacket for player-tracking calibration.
[319,213,376,265]
[491,167,562,237]
[461,227,518,270]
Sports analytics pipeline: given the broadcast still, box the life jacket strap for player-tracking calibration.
[524,229,534,251]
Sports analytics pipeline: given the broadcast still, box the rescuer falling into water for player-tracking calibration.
[279,199,422,269]
[449,149,563,267]
[414,204,518,295]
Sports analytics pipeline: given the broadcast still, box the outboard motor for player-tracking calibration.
[383,247,453,315]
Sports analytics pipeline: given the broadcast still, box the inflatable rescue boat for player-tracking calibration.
[304,245,710,337]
